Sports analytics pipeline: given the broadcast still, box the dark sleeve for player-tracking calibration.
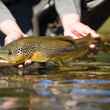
[55,0,81,17]
[0,0,15,23]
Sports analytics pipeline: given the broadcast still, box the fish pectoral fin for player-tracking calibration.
[31,52,49,62]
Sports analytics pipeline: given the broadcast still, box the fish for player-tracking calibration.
[0,35,93,66]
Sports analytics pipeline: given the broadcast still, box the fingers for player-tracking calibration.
[64,30,84,39]
[80,24,99,38]
[5,33,28,45]
[5,35,19,45]
[64,22,99,39]
[17,59,32,69]
[23,34,28,37]
[24,59,32,65]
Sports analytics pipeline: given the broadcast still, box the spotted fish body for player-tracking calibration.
[0,35,92,65]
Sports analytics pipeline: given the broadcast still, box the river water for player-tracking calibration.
[0,63,110,110]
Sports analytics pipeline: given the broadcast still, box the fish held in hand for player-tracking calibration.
[0,35,92,66]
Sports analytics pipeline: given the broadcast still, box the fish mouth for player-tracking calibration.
[0,56,9,63]
[0,59,13,67]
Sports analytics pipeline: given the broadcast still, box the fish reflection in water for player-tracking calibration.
[0,98,17,110]
[0,97,30,110]
[0,78,110,110]
[30,79,110,110]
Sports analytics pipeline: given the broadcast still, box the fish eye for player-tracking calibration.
[8,50,12,55]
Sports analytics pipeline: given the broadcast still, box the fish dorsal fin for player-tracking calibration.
[75,34,92,43]
[74,34,94,46]
[53,36,76,45]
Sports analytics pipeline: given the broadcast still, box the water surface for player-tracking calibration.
[0,66,110,110]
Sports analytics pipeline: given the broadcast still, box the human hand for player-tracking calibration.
[5,33,27,45]
[61,14,99,39]
[6,33,31,68]
[0,19,27,45]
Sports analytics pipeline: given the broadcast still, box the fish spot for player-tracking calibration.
[16,46,36,56]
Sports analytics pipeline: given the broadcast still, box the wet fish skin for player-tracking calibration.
[0,35,92,65]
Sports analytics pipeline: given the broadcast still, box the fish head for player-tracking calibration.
[0,47,31,65]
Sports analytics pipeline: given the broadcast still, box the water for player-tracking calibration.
[0,68,110,110]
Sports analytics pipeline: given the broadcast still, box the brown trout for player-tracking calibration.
[0,35,93,65]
